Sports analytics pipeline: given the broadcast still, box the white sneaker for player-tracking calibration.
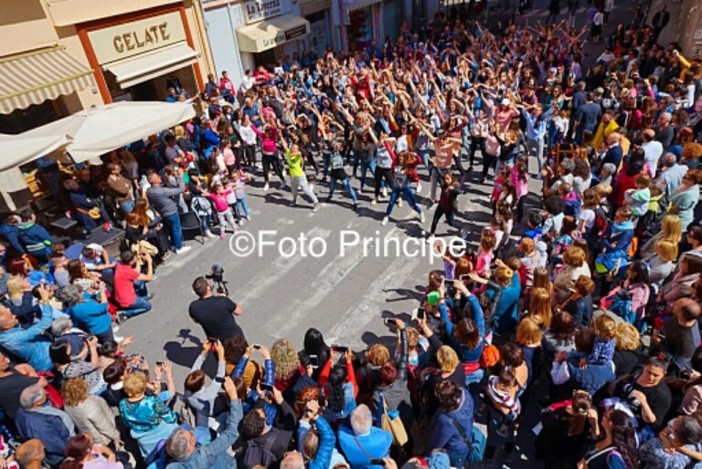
[419,211,425,223]
[114,335,125,343]
[205,230,217,239]
[398,198,404,207]
[246,215,251,221]
[382,188,388,198]
[112,325,120,333]
[416,182,423,193]
[312,203,320,213]
[175,246,192,255]
[381,216,389,226]
[371,198,378,205]
[263,183,270,191]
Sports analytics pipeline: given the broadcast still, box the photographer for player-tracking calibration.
[188,276,244,342]
[113,250,153,320]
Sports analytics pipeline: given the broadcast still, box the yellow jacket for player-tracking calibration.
[593,119,619,150]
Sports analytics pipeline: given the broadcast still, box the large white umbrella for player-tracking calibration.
[22,101,196,163]
[0,133,71,192]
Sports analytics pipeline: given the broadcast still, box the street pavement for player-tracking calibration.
[115,1,683,466]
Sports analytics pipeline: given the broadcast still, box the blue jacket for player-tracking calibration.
[0,305,53,371]
[602,220,634,254]
[338,425,392,469]
[15,408,71,466]
[301,416,336,469]
[426,388,474,455]
[17,221,52,255]
[0,223,25,253]
[167,400,243,469]
[491,275,522,335]
[441,295,485,363]
[67,300,112,335]
[566,352,615,395]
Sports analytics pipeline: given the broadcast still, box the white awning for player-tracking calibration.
[0,134,71,192]
[236,14,310,53]
[0,45,95,115]
[345,0,381,13]
[102,42,198,89]
[21,101,196,163]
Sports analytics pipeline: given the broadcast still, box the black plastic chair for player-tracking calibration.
[179,211,205,244]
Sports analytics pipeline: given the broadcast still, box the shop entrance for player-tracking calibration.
[254,48,278,69]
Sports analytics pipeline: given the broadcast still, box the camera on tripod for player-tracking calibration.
[205,264,228,295]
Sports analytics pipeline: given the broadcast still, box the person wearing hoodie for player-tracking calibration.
[426,380,474,468]
[0,214,25,255]
[17,210,52,264]
[595,207,635,276]
[624,174,652,220]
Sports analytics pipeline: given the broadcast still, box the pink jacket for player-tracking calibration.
[208,190,231,213]
[252,125,278,154]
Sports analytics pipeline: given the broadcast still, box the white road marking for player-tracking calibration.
[233,227,332,306]
[326,251,422,347]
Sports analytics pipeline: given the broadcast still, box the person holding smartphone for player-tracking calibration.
[318,348,358,422]
[184,339,229,431]
[292,387,347,468]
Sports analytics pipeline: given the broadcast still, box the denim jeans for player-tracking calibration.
[359,158,377,191]
[328,178,358,203]
[123,296,152,318]
[163,212,183,250]
[123,282,151,318]
[120,199,135,213]
[236,197,250,217]
[386,186,421,216]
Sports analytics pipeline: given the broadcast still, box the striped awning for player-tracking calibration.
[345,0,381,14]
[0,45,95,115]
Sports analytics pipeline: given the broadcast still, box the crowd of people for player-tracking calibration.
[0,1,702,468]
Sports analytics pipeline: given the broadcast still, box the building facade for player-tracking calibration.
[0,0,212,134]
[201,0,317,89]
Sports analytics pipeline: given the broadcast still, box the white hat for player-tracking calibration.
[501,98,510,106]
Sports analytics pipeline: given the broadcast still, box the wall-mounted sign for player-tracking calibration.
[243,0,288,24]
[88,11,187,64]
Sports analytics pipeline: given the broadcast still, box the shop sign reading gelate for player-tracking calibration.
[88,12,187,64]
[244,0,287,24]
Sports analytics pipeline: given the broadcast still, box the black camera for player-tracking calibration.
[206,264,225,284]
[206,264,228,296]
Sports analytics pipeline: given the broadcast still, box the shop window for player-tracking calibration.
[254,49,278,69]
[0,99,65,135]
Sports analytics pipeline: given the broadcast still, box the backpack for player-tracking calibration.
[590,206,610,238]
[241,436,277,469]
[448,417,486,462]
[480,343,500,368]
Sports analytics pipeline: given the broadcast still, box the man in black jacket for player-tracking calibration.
[239,386,297,467]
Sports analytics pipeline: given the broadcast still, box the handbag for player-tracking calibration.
[378,390,408,446]
[77,206,101,219]
[131,240,159,257]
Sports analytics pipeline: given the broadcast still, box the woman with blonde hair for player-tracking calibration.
[119,371,178,457]
[612,323,642,377]
[648,240,678,292]
[553,246,590,304]
[524,287,553,328]
[62,377,120,447]
[640,214,682,261]
[270,338,305,399]
[518,237,543,290]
